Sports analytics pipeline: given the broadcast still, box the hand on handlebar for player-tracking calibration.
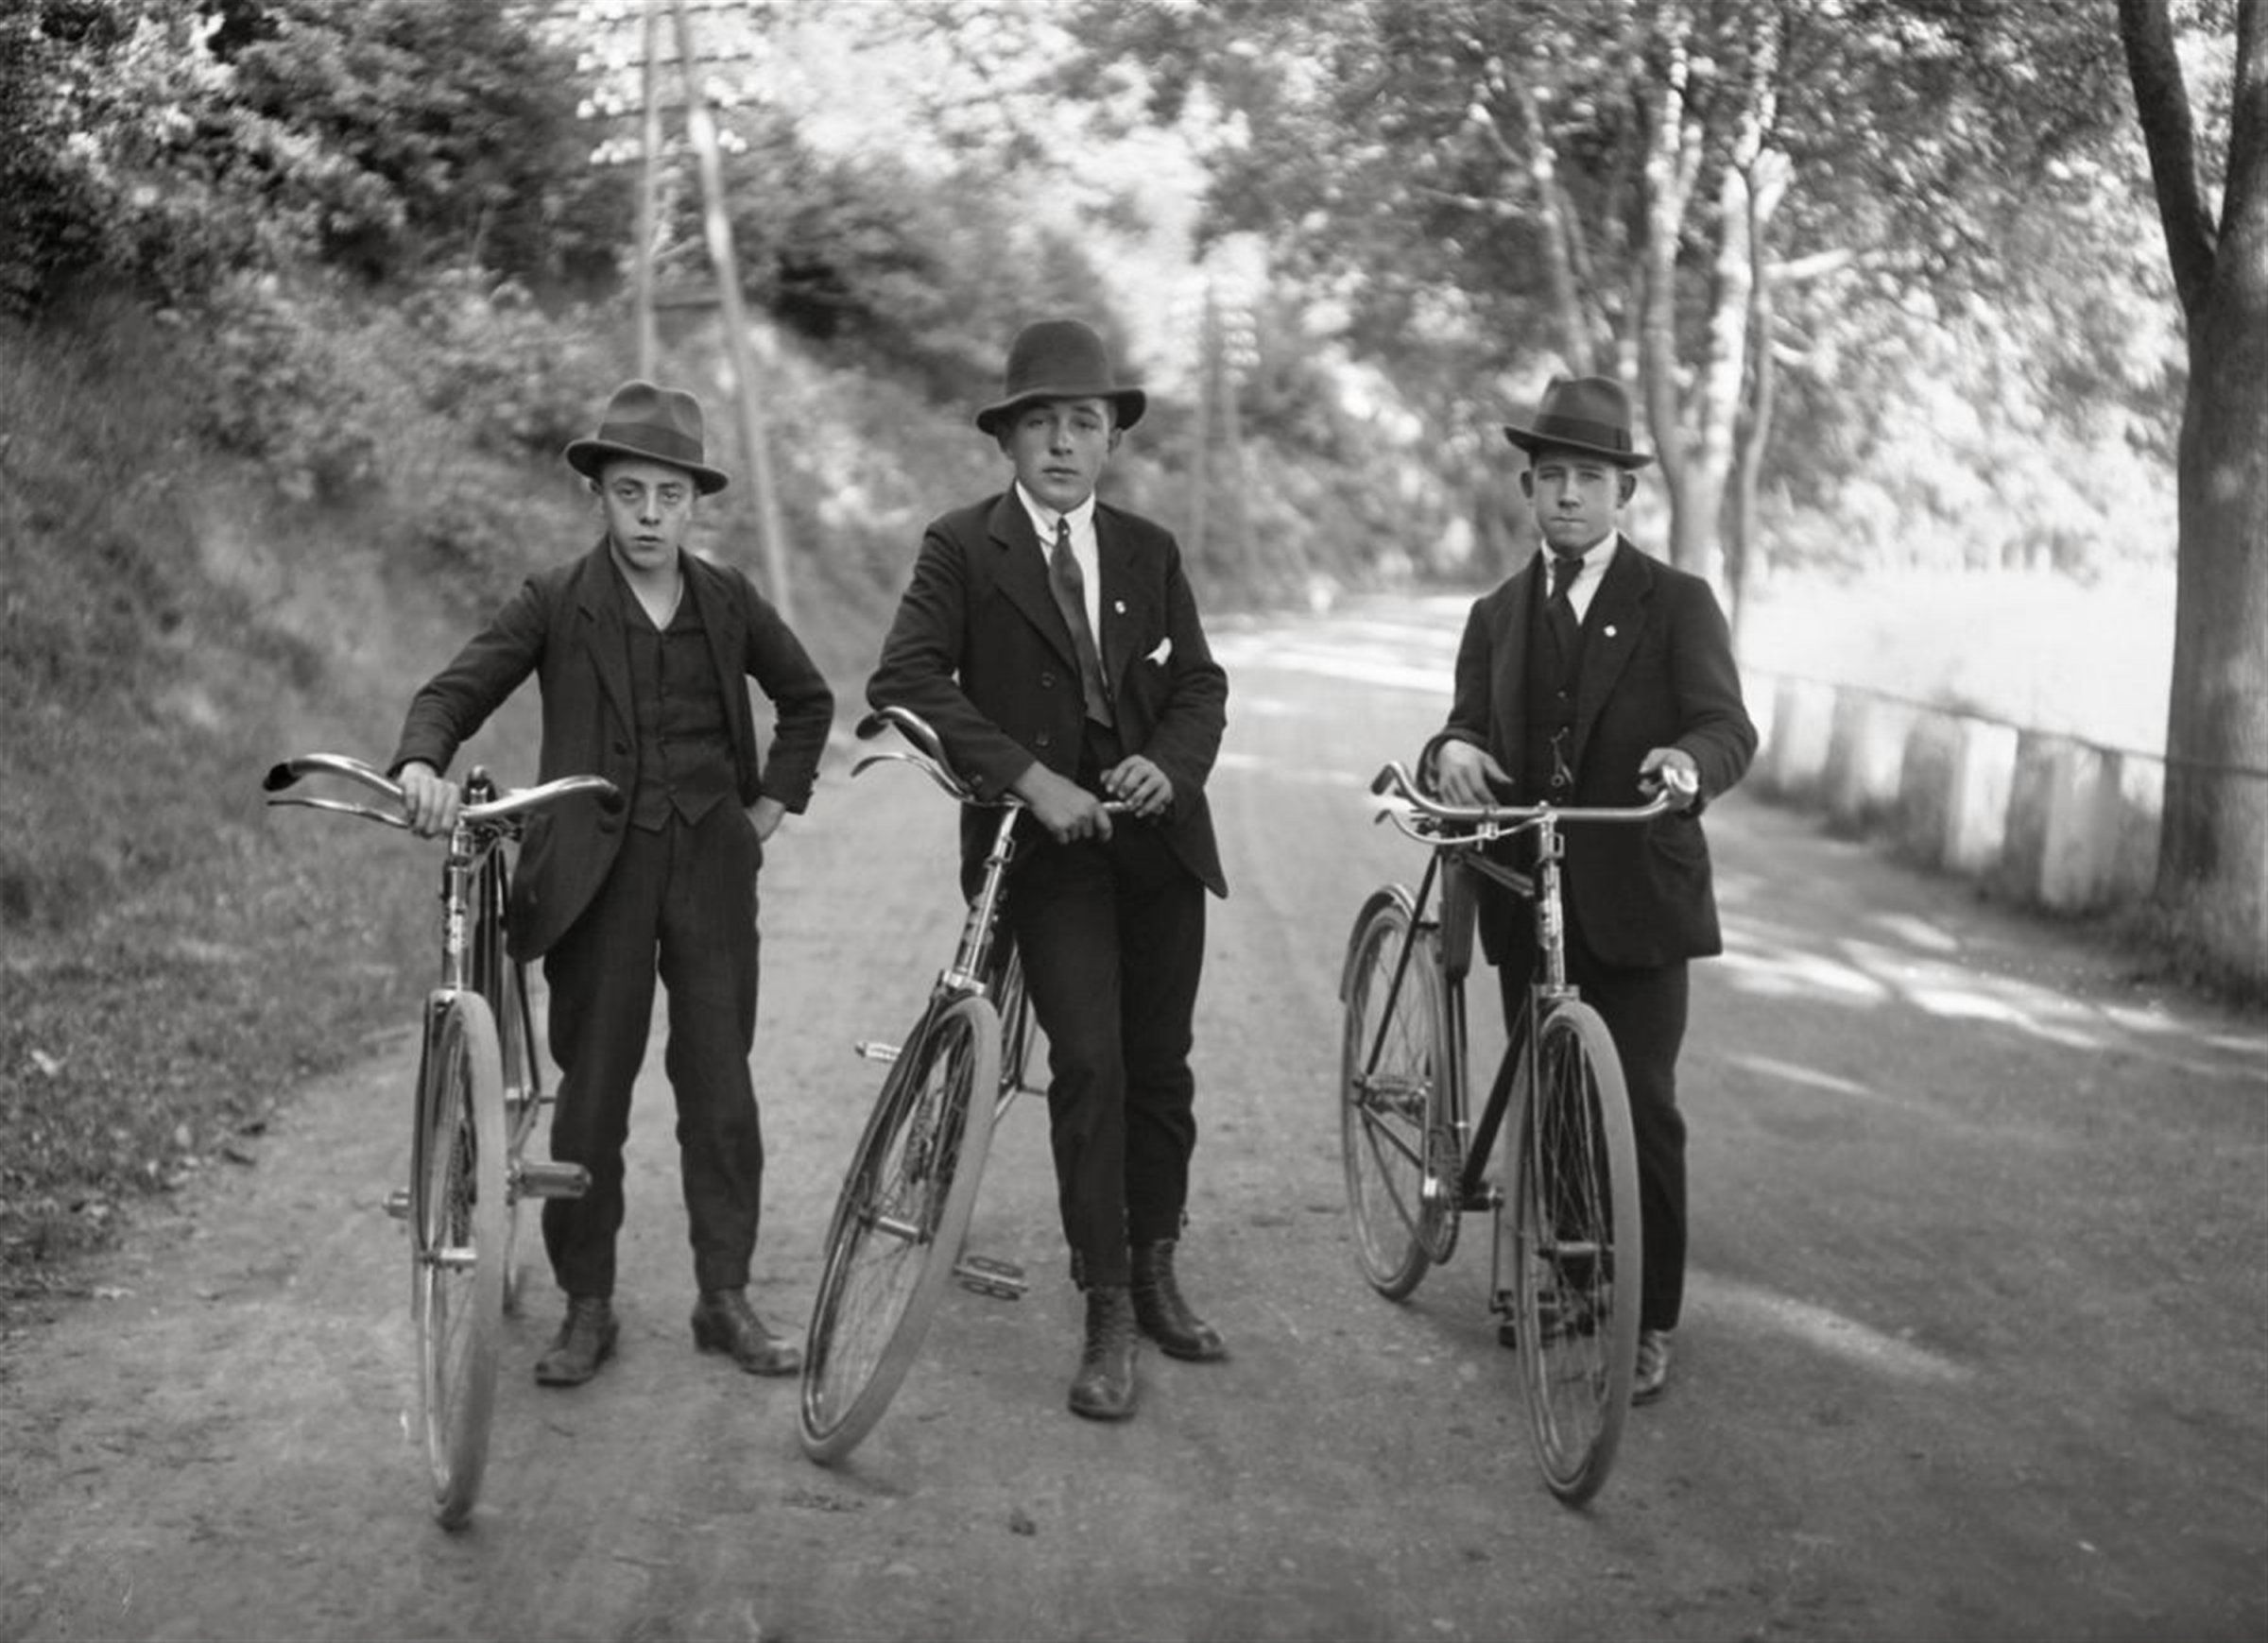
[1639,747,1700,811]
[397,762,461,838]
[1101,755,1174,820]
[1433,740,1512,810]
[1013,762,1115,845]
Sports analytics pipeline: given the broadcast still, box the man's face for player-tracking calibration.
[1521,445,1635,555]
[597,456,697,573]
[999,397,1119,514]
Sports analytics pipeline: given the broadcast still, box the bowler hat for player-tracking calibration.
[975,320,1147,436]
[1503,375,1653,469]
[564,380,730,494]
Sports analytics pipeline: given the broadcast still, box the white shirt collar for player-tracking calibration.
[1014,482,1096,542]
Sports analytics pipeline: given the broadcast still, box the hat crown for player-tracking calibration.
[566,380,730,493]
[1504,374,1652,468]
[977,319,1146,435]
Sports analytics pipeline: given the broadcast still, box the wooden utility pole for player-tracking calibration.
[632,0,662,377]
[670,0,791,621]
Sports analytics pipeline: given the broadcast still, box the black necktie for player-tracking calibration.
[1546,552,1582,660]
[1050,518,1114,727]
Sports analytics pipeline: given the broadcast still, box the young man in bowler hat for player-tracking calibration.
[390,380,834,1387]
[1424,375,1755,1405]
[868,318,1231,1421]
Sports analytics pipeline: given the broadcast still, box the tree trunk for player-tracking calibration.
[2156,208,2268,974]
[2126,0,2268,980]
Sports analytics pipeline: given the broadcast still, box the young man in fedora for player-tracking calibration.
[1423,374,1755,1405]
[389,379,834,1387]
[868,318,1231,1421]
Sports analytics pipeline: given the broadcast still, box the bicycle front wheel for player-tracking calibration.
[799,994,1001,1464]
[1339,890,1454,1299]
[1510,999,1641,1506]
[414,991,507,1530]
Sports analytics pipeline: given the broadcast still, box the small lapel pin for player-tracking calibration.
[1113,600,1126,615]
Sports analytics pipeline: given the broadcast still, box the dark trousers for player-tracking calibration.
[1499,931,1690,1333]
[541,801,765,1299]
[1005,759,1207,1290]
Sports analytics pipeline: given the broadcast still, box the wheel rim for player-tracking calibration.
[1515,1006,1638,1505]
[416,998,504,1528]
[1340,903,1440,1296]
[800,999,995,1455]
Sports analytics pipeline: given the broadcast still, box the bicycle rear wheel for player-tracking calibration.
[414,992,507,1530]
[472,856,539,1318]
[799,994,1000,1464]
[1509,999,1640,1506]
[1339,890,1454,1298]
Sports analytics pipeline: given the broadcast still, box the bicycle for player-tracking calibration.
[797,706,1074,1465]
[1338,757,1692,1506]
[262,752,617,1529]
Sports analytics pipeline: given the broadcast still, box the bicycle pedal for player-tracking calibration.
[383,1187,411,1223]
[854,1039,902,1065]
[515,1159,591,1200]
[954,1255,1028,1300]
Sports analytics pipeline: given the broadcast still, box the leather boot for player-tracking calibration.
[1066,1286,1138,1421]
[534,1296,618,1386]
[1130,1240,1228,1361]
[691,1289,802,1376]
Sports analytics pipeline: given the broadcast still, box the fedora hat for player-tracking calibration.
[975,319,1146,436]
[1503,374,1653,469]
[564,380,730,494]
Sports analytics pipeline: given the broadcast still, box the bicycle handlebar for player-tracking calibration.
[850,707,1131,814]
[1369,759,1689,845]
[262,753,621,832]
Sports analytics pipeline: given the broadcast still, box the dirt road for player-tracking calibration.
[3,597,2262,1641]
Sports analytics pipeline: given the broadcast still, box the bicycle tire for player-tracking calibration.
[414,991,507,1530]
[799,993,1001,1464]
[495,956,541,1319]
[1509,999,1640,1507]
[1339,890,1455,1299]
[471,856,539,1319]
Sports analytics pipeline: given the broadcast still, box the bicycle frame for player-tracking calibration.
[1356,761,1685,1241]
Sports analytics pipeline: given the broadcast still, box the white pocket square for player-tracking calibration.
[1145,637,1173,667]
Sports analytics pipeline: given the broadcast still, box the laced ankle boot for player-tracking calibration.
[1066,1285,1139,1420]
[1129,1240,1228,1361]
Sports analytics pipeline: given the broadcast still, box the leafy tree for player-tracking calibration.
[2119,0,2268,979]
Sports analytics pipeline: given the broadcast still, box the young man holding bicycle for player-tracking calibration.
[1425,375,1755,1406]
[390,380,834,1389]
[868,318,1230,1422]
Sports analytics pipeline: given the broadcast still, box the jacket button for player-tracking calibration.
[1040,670,1057,687]
[1036,731,1053,748]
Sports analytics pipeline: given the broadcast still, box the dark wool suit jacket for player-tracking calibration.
[389,539,834,961]
[868,490,1228,899]
[1429,539,1755,970]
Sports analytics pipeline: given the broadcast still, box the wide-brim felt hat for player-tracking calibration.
[975,319,1146,436]
[565,380,730,494]
[1503,374,1653,469]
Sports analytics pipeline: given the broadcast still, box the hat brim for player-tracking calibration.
[1503,425,1653,469]
[565,437,730,494]
[976,386,1146,437]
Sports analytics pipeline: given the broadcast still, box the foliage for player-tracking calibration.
[222,0,630,288]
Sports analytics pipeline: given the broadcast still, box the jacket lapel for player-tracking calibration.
[988,491,1081,672]
[684,556,755,780]
[1572,538,1650,762]
[573,540,637,739]
[1094,507,1160,697]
